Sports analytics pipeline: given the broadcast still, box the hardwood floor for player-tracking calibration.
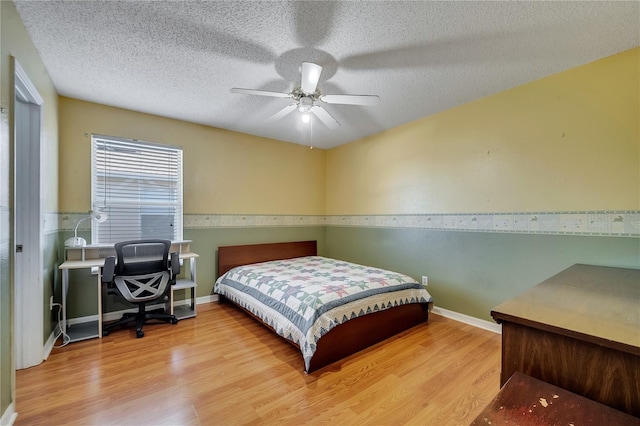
[16,302,501,425]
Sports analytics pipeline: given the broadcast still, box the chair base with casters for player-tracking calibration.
[101,239,181,338]
[103,302,178,338]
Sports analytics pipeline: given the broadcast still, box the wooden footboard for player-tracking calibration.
[216,241,430,373]
[308,302,429,372]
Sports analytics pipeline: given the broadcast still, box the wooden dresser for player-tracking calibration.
[491,264,640,417]
[471,372,640,425]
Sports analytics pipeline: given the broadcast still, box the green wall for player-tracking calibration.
[62,220,639,324]
[325,226,640,321]
[43,233,59,340]
[48,216,640,426]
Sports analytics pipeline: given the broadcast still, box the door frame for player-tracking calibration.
[13,58,44,370]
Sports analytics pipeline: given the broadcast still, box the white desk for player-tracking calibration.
[59,240,198,343]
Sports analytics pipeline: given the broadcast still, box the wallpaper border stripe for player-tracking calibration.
[324,211,640,237]
[52,210,640,237]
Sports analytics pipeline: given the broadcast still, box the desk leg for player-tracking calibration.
[191,258,197,314]
[61,268,69,335]
[97,270,102,338]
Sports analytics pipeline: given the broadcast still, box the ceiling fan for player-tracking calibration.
[230,62,380,129]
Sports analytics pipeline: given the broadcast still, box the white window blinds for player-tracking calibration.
[91,134,183,244]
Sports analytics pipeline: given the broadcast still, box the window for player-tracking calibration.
[91,134,183,244]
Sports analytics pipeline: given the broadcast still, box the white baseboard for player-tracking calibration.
[43,323,60,360]
[197,294,218,304]
[431,306,502,334]
[0,403,17,426]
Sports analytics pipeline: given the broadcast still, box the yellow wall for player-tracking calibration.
[326,48,640,215]
[59,98,326,215]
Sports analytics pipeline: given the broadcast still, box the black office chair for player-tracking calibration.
[102,239,179,338]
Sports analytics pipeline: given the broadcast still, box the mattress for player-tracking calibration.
[214,256,433,370]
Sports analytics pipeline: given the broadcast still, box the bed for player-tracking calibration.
[214,240,433,372]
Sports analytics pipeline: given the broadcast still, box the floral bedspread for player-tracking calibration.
[214,256,433,371]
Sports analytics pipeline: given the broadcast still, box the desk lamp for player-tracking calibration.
[65,209,108,247]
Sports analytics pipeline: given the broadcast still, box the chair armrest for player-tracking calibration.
[170,252,180,276]
[102,256,116,283]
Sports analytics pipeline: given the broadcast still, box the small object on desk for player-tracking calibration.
[64,209,108,247]
[471,372,640,426]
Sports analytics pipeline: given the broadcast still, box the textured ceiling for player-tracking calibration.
[13,1,640,149]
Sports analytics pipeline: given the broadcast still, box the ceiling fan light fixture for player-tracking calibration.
[298,96,313,113]
[301,113,311,123]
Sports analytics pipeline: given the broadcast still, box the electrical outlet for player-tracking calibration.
[50,296,54,310]
[421,276,428,286]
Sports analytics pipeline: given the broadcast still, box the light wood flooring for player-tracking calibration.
[16,302,502,425]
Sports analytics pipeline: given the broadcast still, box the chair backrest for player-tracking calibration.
[112,239,173,303]
[115,239,171,276]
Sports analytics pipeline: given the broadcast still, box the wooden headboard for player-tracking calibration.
[217,240,317,278]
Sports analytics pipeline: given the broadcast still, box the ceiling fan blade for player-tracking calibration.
[300,62,322,94]
[264,104,298,123]
[311,106,340,129]
[320,94,380,106]
[230,88,291,98]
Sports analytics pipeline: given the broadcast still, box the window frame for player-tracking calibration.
[90,134,184,245]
